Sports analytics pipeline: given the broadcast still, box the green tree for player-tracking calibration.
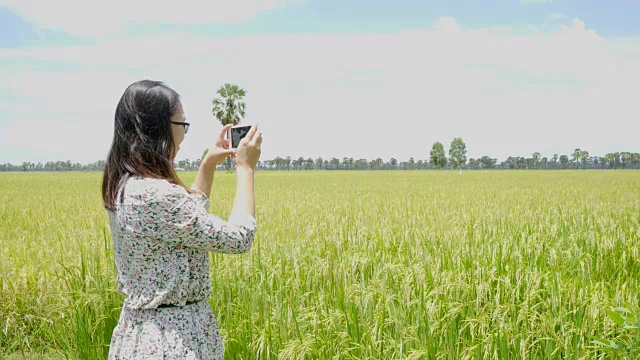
[356,159,368,170]
[430,142,447,169]
[479,156,497,169]
[449,137,467,174]
[572,148,582,167]
[212,83,247,170]
[330,158,339,170]
[604,153,619,169]
[559,155,569,168]
[304,158,314,170]
[532,152,541,170]
[408,157,415,170]
[580,150,590,169]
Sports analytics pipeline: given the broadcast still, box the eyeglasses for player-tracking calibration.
[171,121,190,134]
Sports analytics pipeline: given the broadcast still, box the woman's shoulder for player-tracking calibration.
[125,175,188,203]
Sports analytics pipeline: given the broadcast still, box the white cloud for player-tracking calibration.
[0,0,304,37]
[568,18,586,31]
[2,17,639,164]
[433,17,460,32]
[547,13,566,21]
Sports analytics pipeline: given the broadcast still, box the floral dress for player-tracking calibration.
[106,175,257,359]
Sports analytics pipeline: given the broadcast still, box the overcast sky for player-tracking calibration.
[1,0,639,164]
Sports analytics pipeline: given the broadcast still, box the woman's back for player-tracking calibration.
[108,175,256,310]
[107,175,257,359]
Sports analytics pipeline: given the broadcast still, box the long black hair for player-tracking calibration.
[102,80,196,211]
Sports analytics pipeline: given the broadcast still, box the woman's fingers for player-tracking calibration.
[250,131,262,147]
[244,124,259,143]
[220,124,234,141]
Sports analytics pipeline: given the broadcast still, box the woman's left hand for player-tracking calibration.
[202,124,236,167]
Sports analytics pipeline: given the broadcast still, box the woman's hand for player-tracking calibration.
[202,124,236,167]
[235,124,262,170]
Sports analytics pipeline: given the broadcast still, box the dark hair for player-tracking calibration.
[102,80,196,211]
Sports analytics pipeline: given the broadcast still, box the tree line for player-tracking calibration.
[2,148,639,172]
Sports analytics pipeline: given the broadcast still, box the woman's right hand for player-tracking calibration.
[235,124,262,170]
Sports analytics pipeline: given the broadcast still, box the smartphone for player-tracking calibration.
[228,124,252,150]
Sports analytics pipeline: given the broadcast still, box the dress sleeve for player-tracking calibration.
[132,181,257,254]
[188,184,211,212]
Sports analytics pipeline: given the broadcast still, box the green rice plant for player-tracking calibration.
[591,306,640,359]
[1,170,639,359]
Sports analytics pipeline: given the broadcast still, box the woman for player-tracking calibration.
[102,80,262,359]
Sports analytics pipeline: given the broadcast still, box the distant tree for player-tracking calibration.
[580,150,590,169]
[479,156,497,169]
[449,137,467,174]
[430,142,447,169]
[304,158,314,170]
[525,157,534,169]
[604,153,618,169]
[572,148,582,167]
[408,157,415,170]
[272,157,282,170]
[532,152,541,169]
[212,83,247,170]
[369,158,383,170]
[330,157,339,170]
[620,152,633,169]
[559,155,569,169]
[551,154,559,169]
[501,157,513,169]
[629,153,640,169]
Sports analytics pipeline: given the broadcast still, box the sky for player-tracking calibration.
[1,0,639,164]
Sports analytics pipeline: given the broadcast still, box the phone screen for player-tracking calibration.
[230,125,251,148]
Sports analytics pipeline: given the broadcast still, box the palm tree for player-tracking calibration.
[212,84,247,170]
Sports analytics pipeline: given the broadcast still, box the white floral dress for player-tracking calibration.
[106,175,257,359]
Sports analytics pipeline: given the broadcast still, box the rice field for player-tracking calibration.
[1,170,639,359]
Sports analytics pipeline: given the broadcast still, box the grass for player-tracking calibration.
[1,170,639,359]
